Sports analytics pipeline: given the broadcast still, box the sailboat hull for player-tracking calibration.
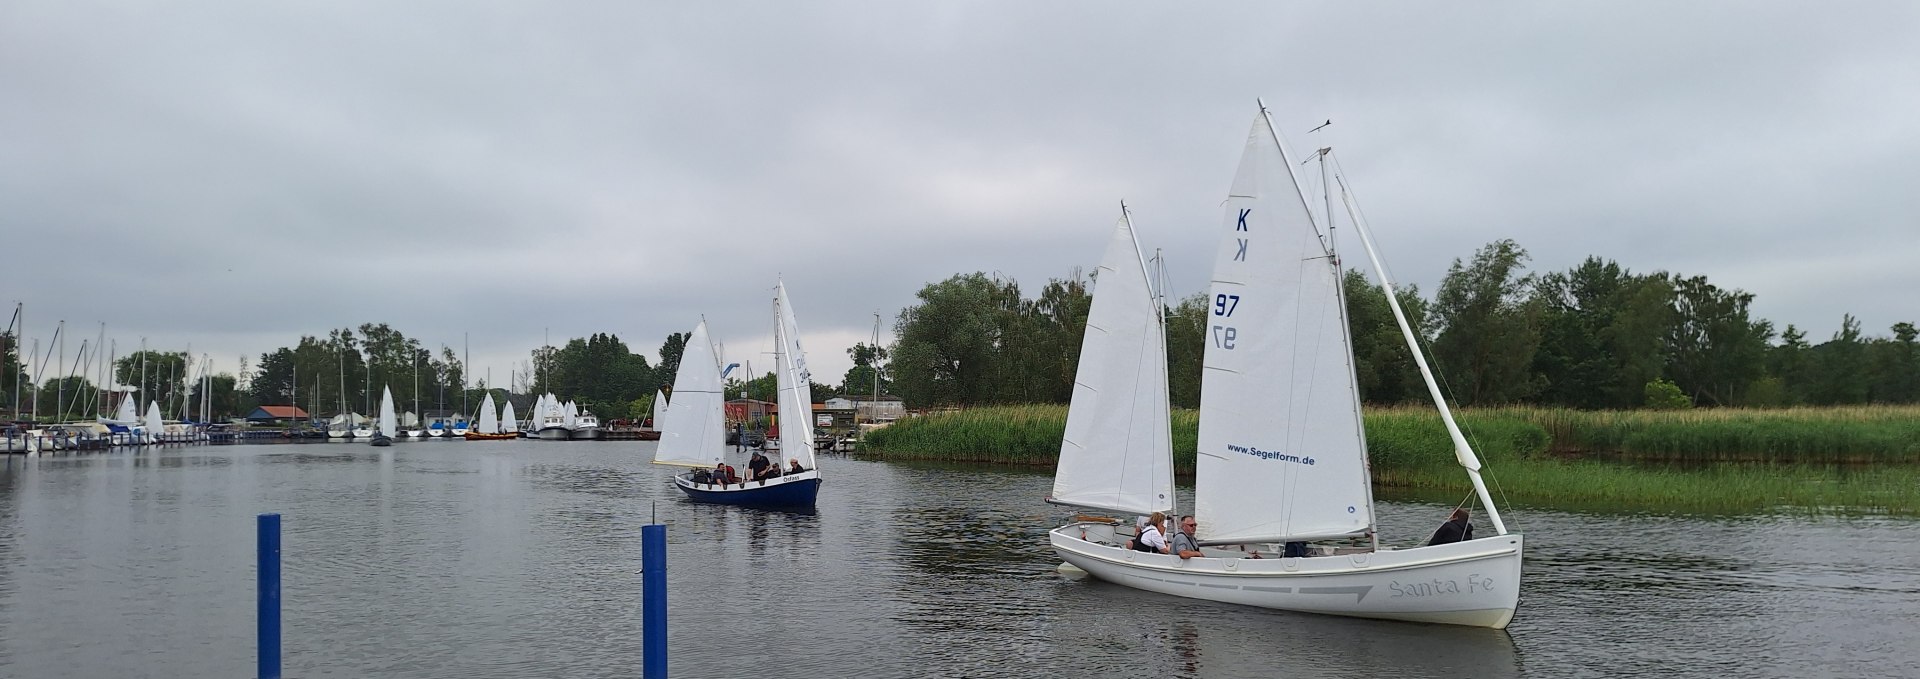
[674,469,820,507]
[1051,523,1523,629]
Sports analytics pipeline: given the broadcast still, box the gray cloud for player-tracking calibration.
[4,1,1916,388]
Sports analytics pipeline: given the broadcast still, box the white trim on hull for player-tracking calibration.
[536,427,570,441]
[1050,523,1523,629]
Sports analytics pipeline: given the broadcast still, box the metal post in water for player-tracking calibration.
[642,522,667,679]
[258,513,282,679]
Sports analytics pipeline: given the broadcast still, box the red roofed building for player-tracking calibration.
[247,405,310,424]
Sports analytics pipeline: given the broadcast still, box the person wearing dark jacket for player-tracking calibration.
[1427,508,1475,546]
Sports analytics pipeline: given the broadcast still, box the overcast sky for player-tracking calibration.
[5,2,1916,390]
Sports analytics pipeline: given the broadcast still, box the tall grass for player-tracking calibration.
[860,404,1920,514]
[1488,404,1920,463]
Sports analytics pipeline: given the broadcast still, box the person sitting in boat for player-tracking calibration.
[1171,515,1204,559]
[709,462,728,486]
[1126,512,1169,554]
[748,451,776,481]
[787,459,804,475]
[1427,508,1474,546]
[692,468,712,484]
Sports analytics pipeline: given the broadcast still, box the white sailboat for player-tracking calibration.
[1048,103,1523,629]
[641,389,666,440]
[500,401,518,435]
[370,386,395,446]
[144,401,165,445]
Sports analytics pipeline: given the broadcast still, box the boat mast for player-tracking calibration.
[338,344,346,426]
[463,333,470,424]
[7,303,19,423]
[1330,151,1508,536]
[1315,147,1382,552]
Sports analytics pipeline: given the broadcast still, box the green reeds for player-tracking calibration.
[860,404,1920,514]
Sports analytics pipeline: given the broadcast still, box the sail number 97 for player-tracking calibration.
[1213,294,1240,317]
[1212,325,1237,350]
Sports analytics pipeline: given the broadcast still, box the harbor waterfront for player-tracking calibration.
[1,442,1914,678]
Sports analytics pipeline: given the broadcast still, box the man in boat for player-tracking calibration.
[1171,516,1204,559]
[1427,508,1475,546]
[748,450,775,481]
[787,458,805,475]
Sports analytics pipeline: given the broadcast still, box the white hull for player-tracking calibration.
[569,426,602,440]
[1050,523,1523,629]
[452,427,469,436]
[351,428,374,439]
[536,426,571,441]
[328,429,350,439]
[402,430,424,438]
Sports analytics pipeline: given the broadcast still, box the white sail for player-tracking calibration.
[650,390,666,429]
[1194,111,1374,544]
[378,387,398,438]
[500,401,517,434]
[476,393,498,434]
[144,401,164,442]
[114,395,138,423]
[564,400,578,429]
[654,320,728,468]
[1051,211,1174,516]
[773,281,817,469]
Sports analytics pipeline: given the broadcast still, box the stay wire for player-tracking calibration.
[1330,151,1520,535]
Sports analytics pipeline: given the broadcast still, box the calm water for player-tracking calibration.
[0,441,1914,678]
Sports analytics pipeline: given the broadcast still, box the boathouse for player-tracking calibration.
[246,405,309,425]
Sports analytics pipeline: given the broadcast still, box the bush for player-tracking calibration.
[1644,379,1693,410]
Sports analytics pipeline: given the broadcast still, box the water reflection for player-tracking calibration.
[0,445,1912,678]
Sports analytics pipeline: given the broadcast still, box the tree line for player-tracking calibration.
[885,239,1920,410]
[3,319,904,423]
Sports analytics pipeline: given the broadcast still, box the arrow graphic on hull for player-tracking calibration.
[1297,585,1373,602]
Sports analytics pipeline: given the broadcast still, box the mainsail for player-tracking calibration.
[378,387,398,438]
[1050,210,1174,516]
[1194,110,1374,544]
[501,401,518,434]
[773,282,817,469]
[654,320,728,468]
[476,393,498,434]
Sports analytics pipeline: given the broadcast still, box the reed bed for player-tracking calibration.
[1487,404,1920,463]
[860,404,1920,514]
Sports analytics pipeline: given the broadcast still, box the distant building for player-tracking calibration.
[824,396,904,423]
[725,399,777,424]
[246,405,309,425]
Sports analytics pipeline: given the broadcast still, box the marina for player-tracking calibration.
[0,441,1912,678]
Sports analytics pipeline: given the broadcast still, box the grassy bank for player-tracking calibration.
[860,404,1920,514]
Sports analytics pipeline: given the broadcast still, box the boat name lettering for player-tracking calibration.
[1388,573,1495,598]
[1224,443,1313,465]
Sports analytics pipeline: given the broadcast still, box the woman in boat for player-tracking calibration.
[1127,512,1169,554]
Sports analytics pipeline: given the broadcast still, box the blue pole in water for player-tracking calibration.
[642,522,667,679]
[258,513,282,679]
